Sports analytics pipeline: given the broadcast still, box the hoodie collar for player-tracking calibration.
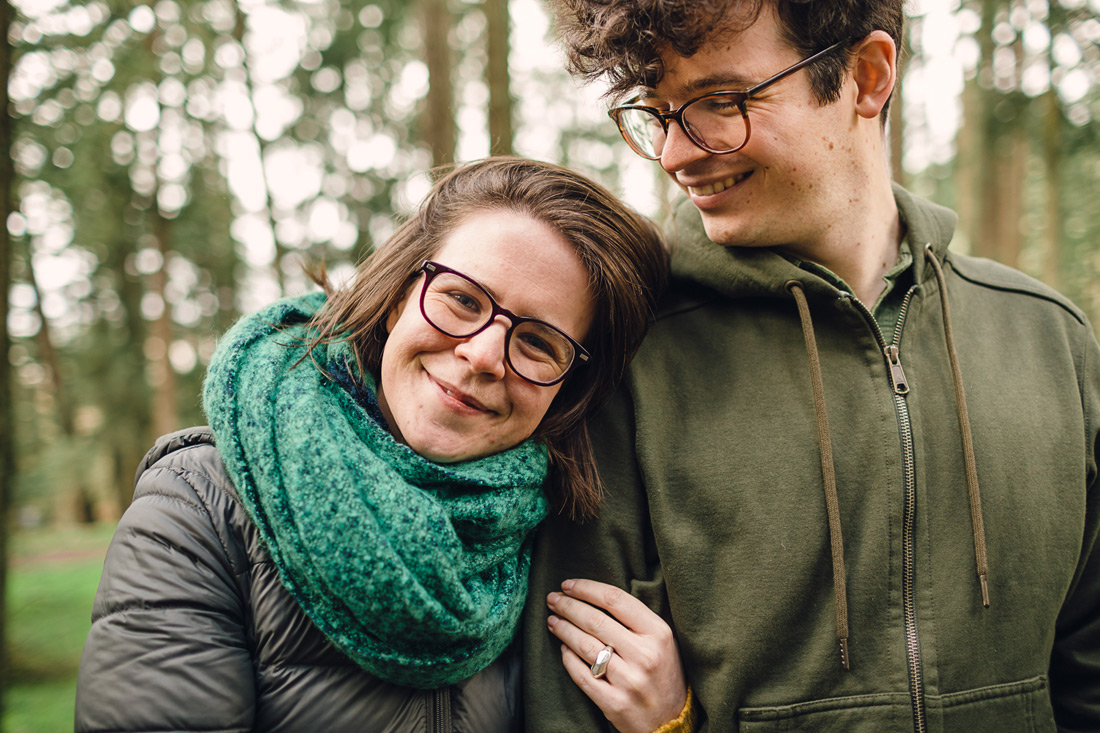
[892,182,957,284]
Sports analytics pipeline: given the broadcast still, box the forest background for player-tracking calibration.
[1,0,1099,724]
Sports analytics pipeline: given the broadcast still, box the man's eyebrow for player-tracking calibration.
[642,74,754,99]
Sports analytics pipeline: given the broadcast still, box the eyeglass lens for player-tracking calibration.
[617,94,748,159]
[421,270,577,384]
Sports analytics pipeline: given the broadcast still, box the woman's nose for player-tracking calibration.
[453,317,509,378]
[660,121,711,174]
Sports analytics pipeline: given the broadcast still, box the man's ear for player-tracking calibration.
[852,30,897,120]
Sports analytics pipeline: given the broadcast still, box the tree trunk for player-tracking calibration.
[0,0,14,709]
[25,252,74,435]
[101,193,151,515]
[422,0,456,167]
[150,211,179,438]
[956,79,979,254]
[236,4,286,293]
[25,250,97,521]
[1041,0,1065,289]
[113,443,141,515]
[485,0,513,156]
[889,23,906,187]
[973,0,1000,260]
[995,129,1026,268]
[1041,105,1062,290]
[998,33,1028,269]
[975,118,999,260]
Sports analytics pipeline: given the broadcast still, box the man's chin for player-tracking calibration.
[699,217,763,249]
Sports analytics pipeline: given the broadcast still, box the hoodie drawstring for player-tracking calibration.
[785,280,851,671]
[924,245,991,609]
[784,249,991,672]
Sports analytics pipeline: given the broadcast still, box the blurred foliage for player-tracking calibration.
[903,0,1100,321]
[3,0,1100,527]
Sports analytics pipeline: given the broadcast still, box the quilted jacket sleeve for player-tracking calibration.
[75,438,255,733]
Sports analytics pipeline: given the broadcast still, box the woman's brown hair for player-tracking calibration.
[308,157,668,520]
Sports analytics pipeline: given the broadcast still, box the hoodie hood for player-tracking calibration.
[667,182,959,301]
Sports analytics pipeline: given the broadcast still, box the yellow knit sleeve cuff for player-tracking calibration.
[652,687,697,733]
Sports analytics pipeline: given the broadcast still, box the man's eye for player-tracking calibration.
[637,96,669,111]
[697,96,742,114]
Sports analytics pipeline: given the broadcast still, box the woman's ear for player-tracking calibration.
[385,291,411,333]
[852,30,898,120]
[385,273,423,333]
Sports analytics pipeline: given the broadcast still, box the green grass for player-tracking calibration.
[9,523,115,562]
[4,679,83,733]
[5,524,115,733]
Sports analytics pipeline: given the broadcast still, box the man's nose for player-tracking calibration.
[453,316,509,379]
[659,120,711,174]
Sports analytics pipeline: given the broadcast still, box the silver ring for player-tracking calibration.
[590,644,614,678]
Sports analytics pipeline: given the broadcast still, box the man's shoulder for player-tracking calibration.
[946,251,1089,327]
[654,275,723,320]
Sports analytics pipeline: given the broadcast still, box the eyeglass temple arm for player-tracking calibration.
[747,39,850,97]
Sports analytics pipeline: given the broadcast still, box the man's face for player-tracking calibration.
[644,8,860,254]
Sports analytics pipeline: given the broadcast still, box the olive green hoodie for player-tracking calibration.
[522,187,1100,732]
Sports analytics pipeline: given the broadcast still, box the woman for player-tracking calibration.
[74,157,677,732]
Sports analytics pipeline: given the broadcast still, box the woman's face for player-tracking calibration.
[377,209,595,463]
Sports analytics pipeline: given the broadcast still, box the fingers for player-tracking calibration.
[559,642,618,698]
[559,639,686,733]
[547,608,622,674]
[547,589,634,660]
[546,578,675,680]
[558,578,669,634]
[560,642,602,686]
[546,578,675,672]
[548,579,689,733]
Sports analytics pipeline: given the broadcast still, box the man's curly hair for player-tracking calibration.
[551,0,904,118]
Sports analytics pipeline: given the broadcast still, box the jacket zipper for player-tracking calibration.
[427,686,452,733]
[849,286,927,733]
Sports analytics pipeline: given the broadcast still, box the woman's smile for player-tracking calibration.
[429,374,495,414]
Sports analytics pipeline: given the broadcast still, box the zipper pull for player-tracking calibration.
[884,345,909,395]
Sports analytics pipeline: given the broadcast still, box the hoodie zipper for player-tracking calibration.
[428,686,452,733]
[848,286,927,733]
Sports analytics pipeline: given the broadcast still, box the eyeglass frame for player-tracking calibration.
[416,260,591,387]
[609,39,850,160]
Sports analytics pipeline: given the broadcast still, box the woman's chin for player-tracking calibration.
[403,430,509,464]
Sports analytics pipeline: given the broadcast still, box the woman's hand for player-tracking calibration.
[546,578,687,733]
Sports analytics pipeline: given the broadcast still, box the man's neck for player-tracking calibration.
[781,177,902,306]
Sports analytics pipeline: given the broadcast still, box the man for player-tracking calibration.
[522,1,1100,731]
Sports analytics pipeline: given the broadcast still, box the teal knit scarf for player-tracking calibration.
[202,293,549,689]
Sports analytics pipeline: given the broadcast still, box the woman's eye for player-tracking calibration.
[520,333,553,356]
[447,291,481,311]
[517,331,569,364]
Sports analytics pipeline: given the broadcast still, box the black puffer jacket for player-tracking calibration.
[76,427,521,732]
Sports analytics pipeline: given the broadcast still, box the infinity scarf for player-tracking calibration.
[202,293,549,688]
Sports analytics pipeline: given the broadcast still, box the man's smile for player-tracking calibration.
[684,170,753,197]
